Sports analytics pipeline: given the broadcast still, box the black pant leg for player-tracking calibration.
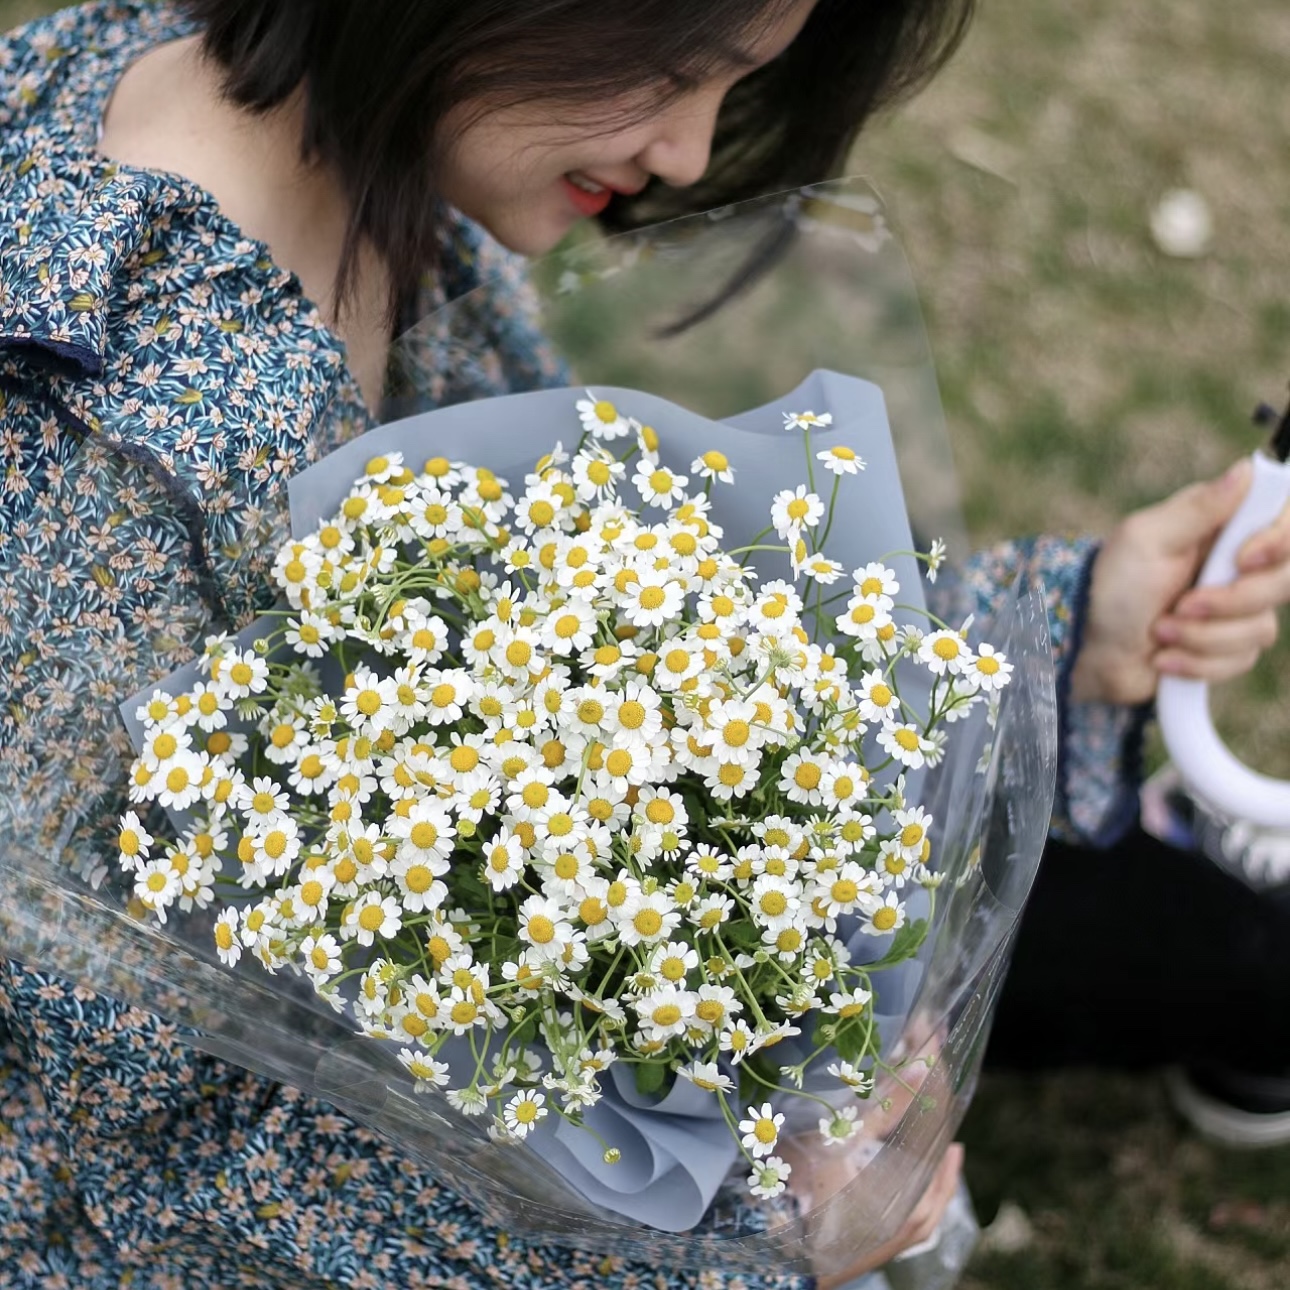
[984,828,1290,1072]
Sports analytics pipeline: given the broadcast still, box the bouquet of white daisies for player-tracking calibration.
[2,181,1057,1279]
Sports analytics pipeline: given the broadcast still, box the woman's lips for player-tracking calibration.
[561,174,614,217]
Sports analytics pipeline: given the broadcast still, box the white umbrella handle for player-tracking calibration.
[1156,451,1290,827]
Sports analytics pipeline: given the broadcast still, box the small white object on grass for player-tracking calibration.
[1150,188,1214,258]
[978,1200,1035,1255]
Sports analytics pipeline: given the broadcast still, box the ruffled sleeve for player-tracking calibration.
[960,535,1149,848]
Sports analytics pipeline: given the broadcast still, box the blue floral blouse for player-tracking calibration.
[0,3,1144,1287]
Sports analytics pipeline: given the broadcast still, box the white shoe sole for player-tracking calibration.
[1165,1068,1290,1149]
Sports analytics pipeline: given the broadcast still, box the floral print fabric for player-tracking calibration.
[0,3,1139,1287]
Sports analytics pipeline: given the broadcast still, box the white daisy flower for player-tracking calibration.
[836,593,894,642]
[739,1102,785,1158]
[780,750,827,806]
[134,859,181,922]
[213,908,242,966]
[117,811,153,870]
[633,986,696,1042]
[518,894,575,960]
[503,1089,548,1138]
[690,449,734,484]
[398,1049,451,1092]
[919,628,973,677]
[616,888,682,947]
[153,750,207,811]
[692,982,741,1032]
[633,461,690,508]
[819,1105,863,1146]
[878,722,934,770]
[860,891,907,937]
[816,444,865,475]
[826,986,873,1020]
[678,1061,734,1093]
[770,485,825,538]
[540,599,597,655]
[925,537,949,583]
[300,932,343,981]
[343,892,404,946]
[620,569,685,629]
[801,554,844,584]
[783,410,833,431]
[970,643,1014,692]
[827,1060,875,1094]
[285,612,334,658]
[571,447,625,499]
[892,805,933,859]
[576,390,633,440]
[856,670,902,723]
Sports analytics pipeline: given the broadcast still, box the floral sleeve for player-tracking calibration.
[960,535,1150,848]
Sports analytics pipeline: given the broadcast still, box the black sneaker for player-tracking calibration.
[1167,1065,1290,1149]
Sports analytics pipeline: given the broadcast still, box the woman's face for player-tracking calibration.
[436,0,819,256]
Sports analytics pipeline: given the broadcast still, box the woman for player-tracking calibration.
[0,2,1286,1286]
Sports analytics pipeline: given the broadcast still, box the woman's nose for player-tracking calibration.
[635,92,722,190]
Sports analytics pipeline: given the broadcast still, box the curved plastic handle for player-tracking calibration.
[1157,452,1290,827]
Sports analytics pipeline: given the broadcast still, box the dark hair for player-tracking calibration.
[182,0,975,315]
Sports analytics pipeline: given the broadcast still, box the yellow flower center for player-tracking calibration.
[618,701,647,731]
[410,822,440,850]
[723,719,750,747]
[638,586,666,611]
[644,799,674,825]
[633,908,663,937]
[794,763,821,790]
[528,915,556,944]
[873,907,899,931]
[759,891,788,917]
[580,897,608,925]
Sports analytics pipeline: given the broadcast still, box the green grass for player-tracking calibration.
[3,1,1289,1286]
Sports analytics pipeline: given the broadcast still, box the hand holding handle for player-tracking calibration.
[1157,451,1290,827]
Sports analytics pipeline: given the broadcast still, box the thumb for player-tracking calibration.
[1146,458,1252,554]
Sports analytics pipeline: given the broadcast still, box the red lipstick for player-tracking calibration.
[561,175,614,218]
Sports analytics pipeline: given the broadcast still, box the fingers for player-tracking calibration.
[1136,460,1252,556]
[1154,610,1278,659]
[893,1144,964,1251]
[1173,562,1290,622]
[1237,497,1290,572]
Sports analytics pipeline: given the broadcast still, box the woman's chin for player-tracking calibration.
[466,199,582,258]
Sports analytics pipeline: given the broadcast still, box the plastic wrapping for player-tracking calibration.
[0,180,1056,1280]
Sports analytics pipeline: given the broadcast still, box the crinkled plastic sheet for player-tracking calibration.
[0,180,1056,1279]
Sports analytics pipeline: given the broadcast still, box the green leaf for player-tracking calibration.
[867,917,929,971]
[634,1061,669,1097]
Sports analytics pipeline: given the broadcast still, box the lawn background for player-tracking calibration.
[1,0,1287,1285]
